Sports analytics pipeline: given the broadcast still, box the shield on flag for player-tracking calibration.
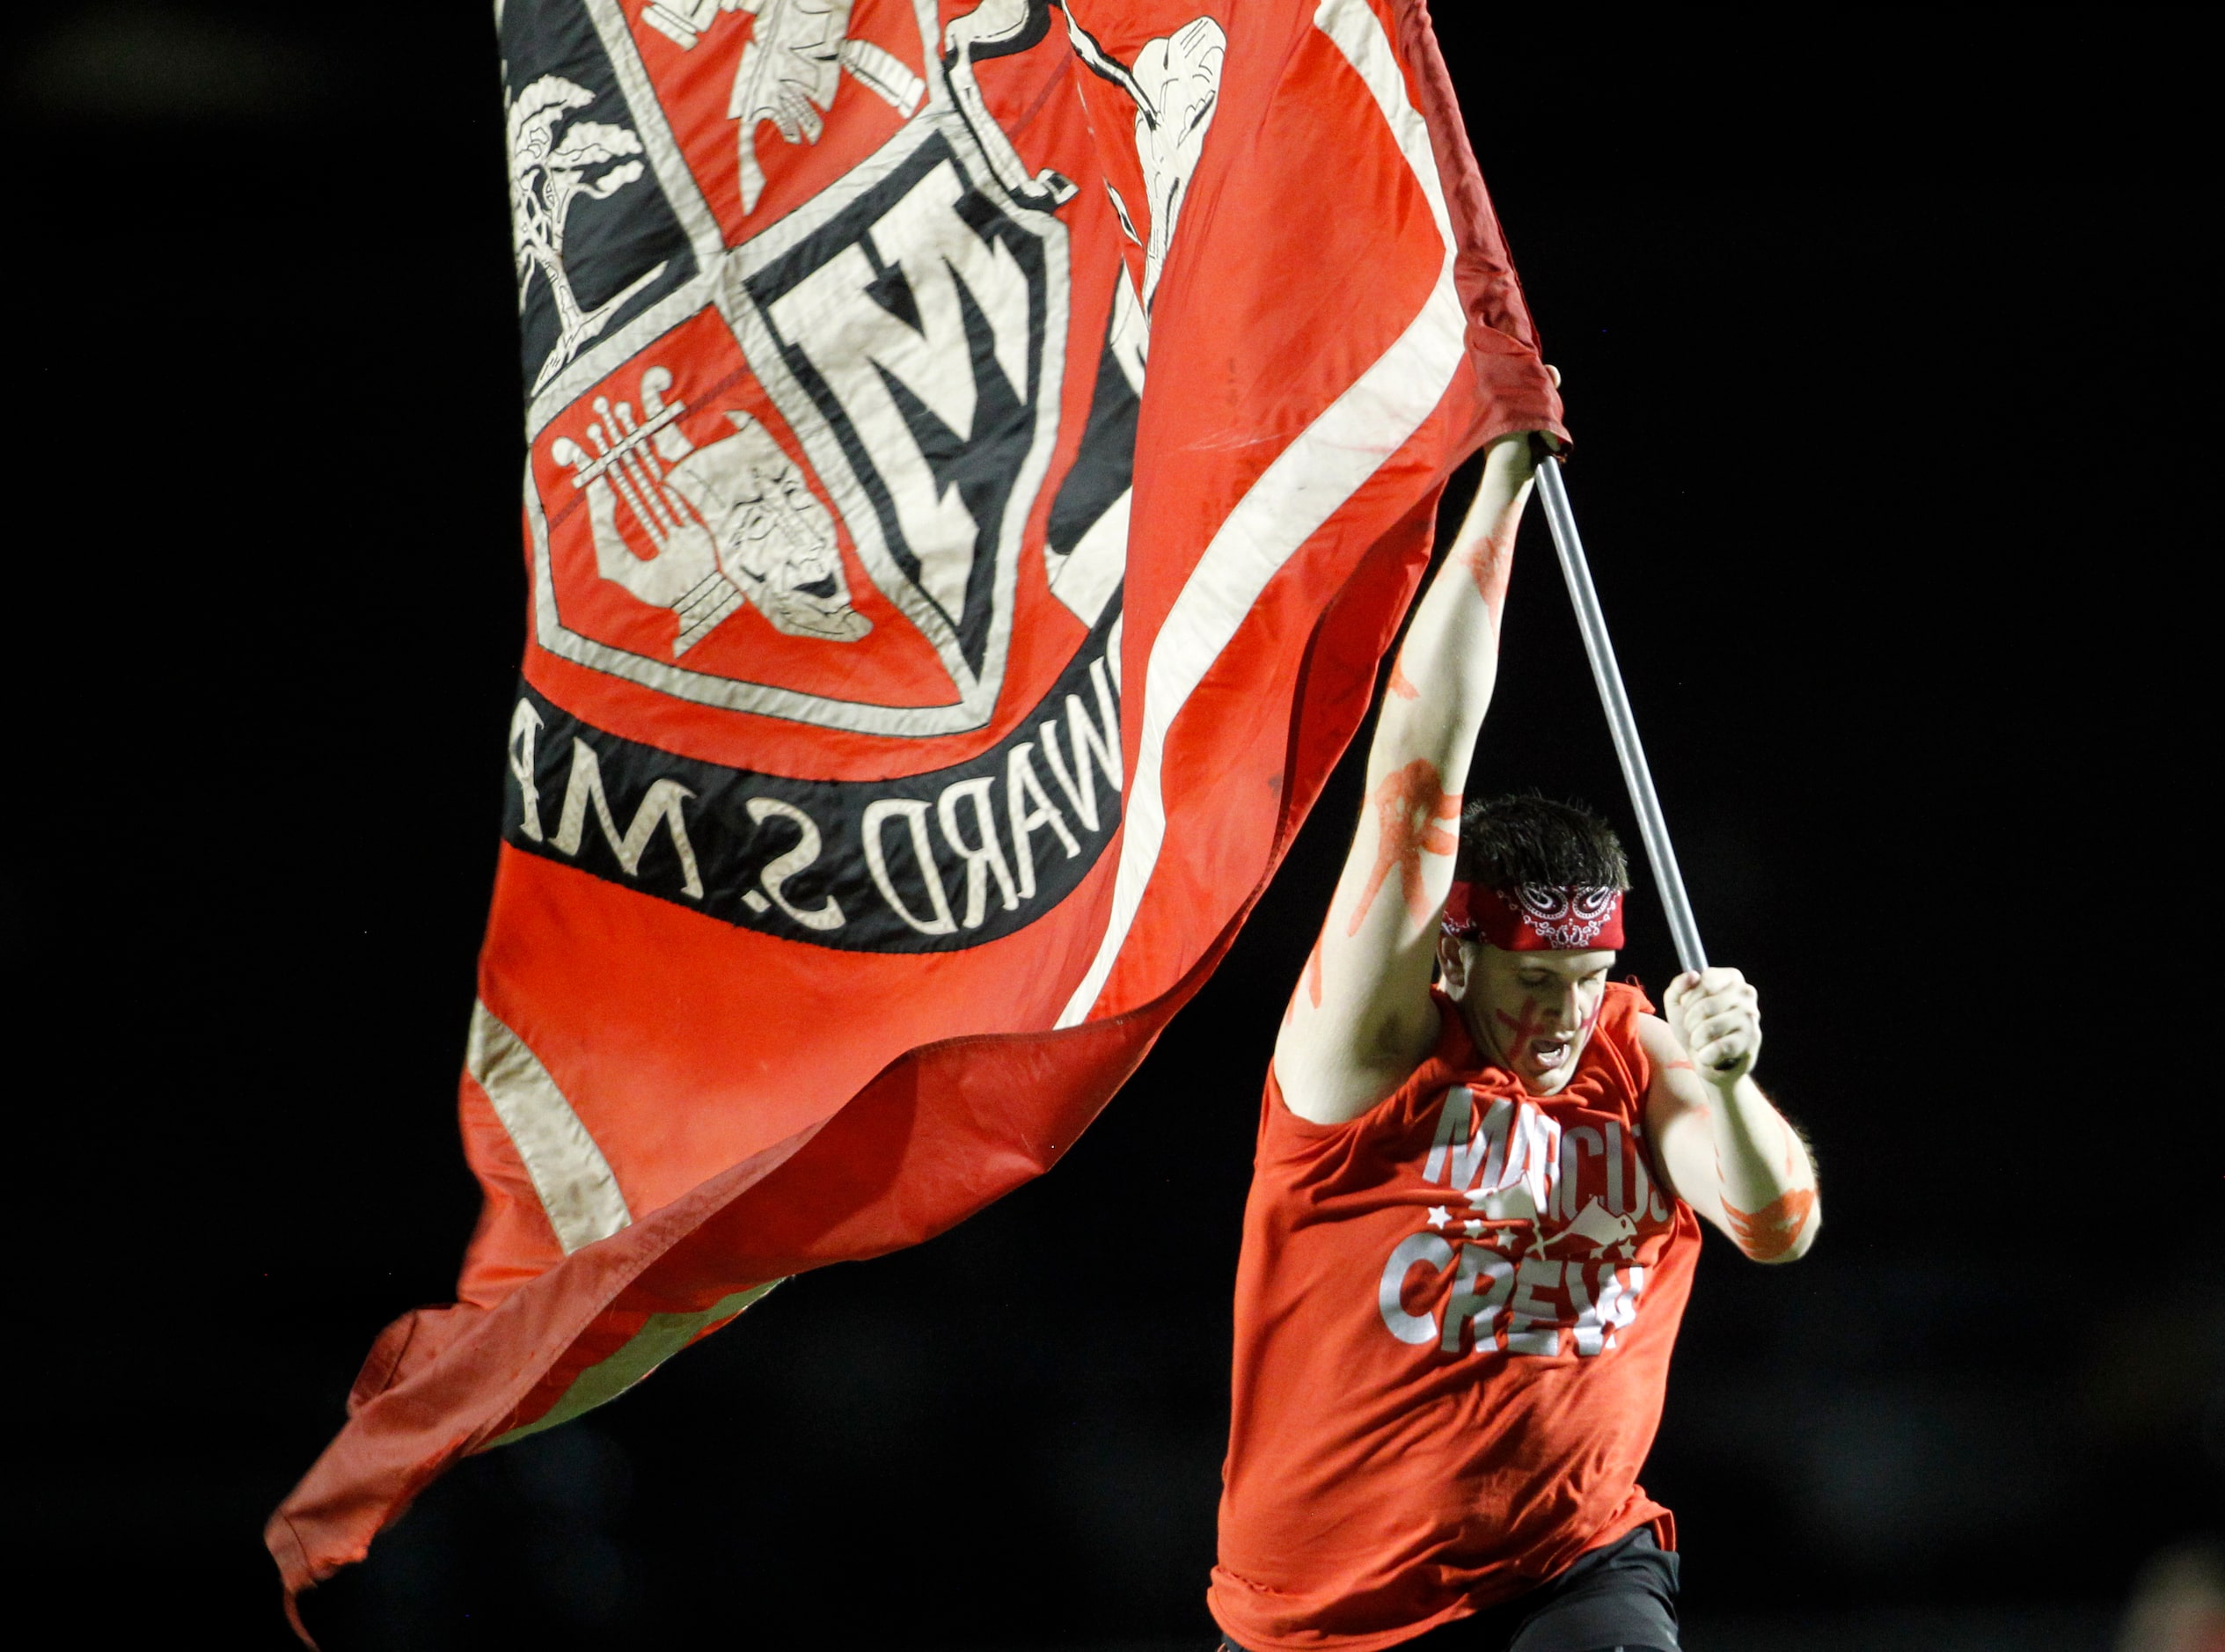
[270,0,1564,1622]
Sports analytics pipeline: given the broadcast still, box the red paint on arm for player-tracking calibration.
[1282,934,1326,1028]
[1346,759,1460,935]
[1387,655,1419,700]
[1723,1189,1816,1261]
[1455,506,1519,622]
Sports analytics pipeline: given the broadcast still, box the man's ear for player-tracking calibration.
[1437,934,1470,997]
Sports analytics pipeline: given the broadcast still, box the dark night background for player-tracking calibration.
[7,4,2215,1648]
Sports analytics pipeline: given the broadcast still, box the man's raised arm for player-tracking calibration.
[1273,433,1539,1124]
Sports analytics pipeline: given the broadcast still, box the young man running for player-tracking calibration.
[1209,430,1819,1652]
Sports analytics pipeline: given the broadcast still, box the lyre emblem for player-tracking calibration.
[552,366,871,652]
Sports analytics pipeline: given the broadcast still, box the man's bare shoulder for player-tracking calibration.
[1636,1012,1692,1064]
[1273,995,1446,1127]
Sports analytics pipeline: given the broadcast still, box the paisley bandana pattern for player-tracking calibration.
[1442,880,1626,950]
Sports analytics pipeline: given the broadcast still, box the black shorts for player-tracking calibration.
[1219,1527,1680,1652]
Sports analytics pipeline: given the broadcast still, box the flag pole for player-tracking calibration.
[1531,453,1709,977]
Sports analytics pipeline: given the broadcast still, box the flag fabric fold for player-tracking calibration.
[272,0,1563,1623]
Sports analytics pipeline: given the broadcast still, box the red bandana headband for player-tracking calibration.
[1442,881,1626,951]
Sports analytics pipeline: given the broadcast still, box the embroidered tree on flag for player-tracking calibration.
[271,1,1565,1634]
[506,74,663,391]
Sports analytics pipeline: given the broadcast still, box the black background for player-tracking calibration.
[7,5,2214,1648]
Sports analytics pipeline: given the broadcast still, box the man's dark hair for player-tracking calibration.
[1457,793,1629,890]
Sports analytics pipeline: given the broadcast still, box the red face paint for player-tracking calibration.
[1346,759,1459,935]
[1489,997,1556,1081]
[1492,998,1543,1048]
[1487,971,1609,1088]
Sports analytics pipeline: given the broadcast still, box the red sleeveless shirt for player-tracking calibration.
[1210,984,1700,1651]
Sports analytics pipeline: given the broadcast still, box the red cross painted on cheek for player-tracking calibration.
[1493,998,1544,1051]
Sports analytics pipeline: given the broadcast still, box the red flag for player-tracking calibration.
[270,0,1562,1625]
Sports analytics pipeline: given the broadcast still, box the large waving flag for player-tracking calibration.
[270,0,1563,1622]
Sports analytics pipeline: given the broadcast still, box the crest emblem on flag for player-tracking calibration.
[511,0,1128,736]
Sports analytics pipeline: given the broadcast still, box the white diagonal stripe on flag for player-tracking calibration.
[1057,0,1464,1027]
[1312,0,1456,241]
[486,1280,782,1450]
[467,1002,633,1253]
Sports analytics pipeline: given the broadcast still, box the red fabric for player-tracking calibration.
[1210,986,1698,1651]
[271,0,1566,1629]
[1441,881,1627,951]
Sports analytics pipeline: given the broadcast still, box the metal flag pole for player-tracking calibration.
[1531,453,1709,977]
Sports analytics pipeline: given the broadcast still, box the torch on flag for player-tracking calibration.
[270,0,1564,1626]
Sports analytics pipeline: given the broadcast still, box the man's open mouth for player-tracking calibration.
[1529,1038,1572,1070]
